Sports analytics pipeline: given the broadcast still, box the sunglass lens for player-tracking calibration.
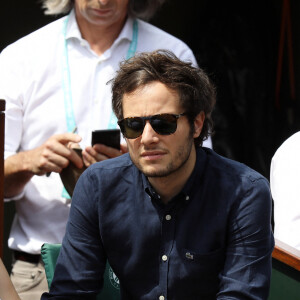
[124,118,144,138]
[151,114,177,135]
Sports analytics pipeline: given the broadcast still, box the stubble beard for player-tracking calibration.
[130,135,194,179]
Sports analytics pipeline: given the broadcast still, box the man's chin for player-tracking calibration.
[141,167,171,178]
[131,156,172,177]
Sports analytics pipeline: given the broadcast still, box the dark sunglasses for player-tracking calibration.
[118,113,186,139]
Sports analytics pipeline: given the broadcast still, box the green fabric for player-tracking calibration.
[41,243,120,300]
[268,259,300,300]
[41,243,61,290]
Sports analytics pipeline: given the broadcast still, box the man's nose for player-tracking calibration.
[98,0,110,5]
[140,121,159,145]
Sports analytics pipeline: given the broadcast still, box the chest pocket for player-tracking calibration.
[177,247,225,297]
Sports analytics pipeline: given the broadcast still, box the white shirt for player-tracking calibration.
[0,11,208,254]
[270,131,300,250]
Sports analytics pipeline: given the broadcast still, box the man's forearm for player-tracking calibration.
[4,152,34,198]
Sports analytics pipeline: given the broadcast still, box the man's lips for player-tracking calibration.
[92,8,112,16]
[141,151,166,160]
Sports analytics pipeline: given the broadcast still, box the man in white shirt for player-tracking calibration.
[0,0,211,299]
[270,131,300,250]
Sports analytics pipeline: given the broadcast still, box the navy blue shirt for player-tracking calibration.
[42,148,274,300]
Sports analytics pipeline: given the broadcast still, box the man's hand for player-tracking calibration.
[28,133,83,175]
[82,143,128,167]
[4,133,83,198]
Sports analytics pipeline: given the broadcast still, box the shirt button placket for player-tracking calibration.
[160,210,174,299]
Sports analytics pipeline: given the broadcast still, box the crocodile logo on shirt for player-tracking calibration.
[109,267,120,289]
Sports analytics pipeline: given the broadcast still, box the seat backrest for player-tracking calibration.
[41,243,120,300]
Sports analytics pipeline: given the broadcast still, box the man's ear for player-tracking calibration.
[193,111,205,138]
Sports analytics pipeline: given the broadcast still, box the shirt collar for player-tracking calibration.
[116,16,134,45]
[181,147,207,195]
[143,176,156,198]
[65,9,82,41]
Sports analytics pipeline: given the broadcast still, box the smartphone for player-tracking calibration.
[91,129,120,149]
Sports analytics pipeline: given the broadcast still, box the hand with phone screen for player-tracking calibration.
[82,129,127,166]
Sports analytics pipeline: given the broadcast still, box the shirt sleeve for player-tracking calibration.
[42,169,106,300]
[0,46,25,160]
[0,46,29,201]
[217,177,274,300]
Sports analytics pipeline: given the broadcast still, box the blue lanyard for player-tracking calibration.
[62,15,139,132]
[126,18,138,60]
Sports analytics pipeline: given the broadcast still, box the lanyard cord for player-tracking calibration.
[62,15,139,131]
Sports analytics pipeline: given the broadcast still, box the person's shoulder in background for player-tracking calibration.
[270,131,300,250]
[0,15,66,60]
[136,18,197,66]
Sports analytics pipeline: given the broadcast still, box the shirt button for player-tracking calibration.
[165,214,171,221]
[185,195,190,201]
[159,296,165,300]
[162,255,168,262]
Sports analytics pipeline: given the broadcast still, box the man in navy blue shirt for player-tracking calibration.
[42,50,274,300]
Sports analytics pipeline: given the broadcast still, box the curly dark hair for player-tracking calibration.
[42,0,165,20]
[111,50,216,146]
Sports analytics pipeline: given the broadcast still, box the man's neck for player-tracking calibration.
[148,147,197,204]
[75,13,127,56]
